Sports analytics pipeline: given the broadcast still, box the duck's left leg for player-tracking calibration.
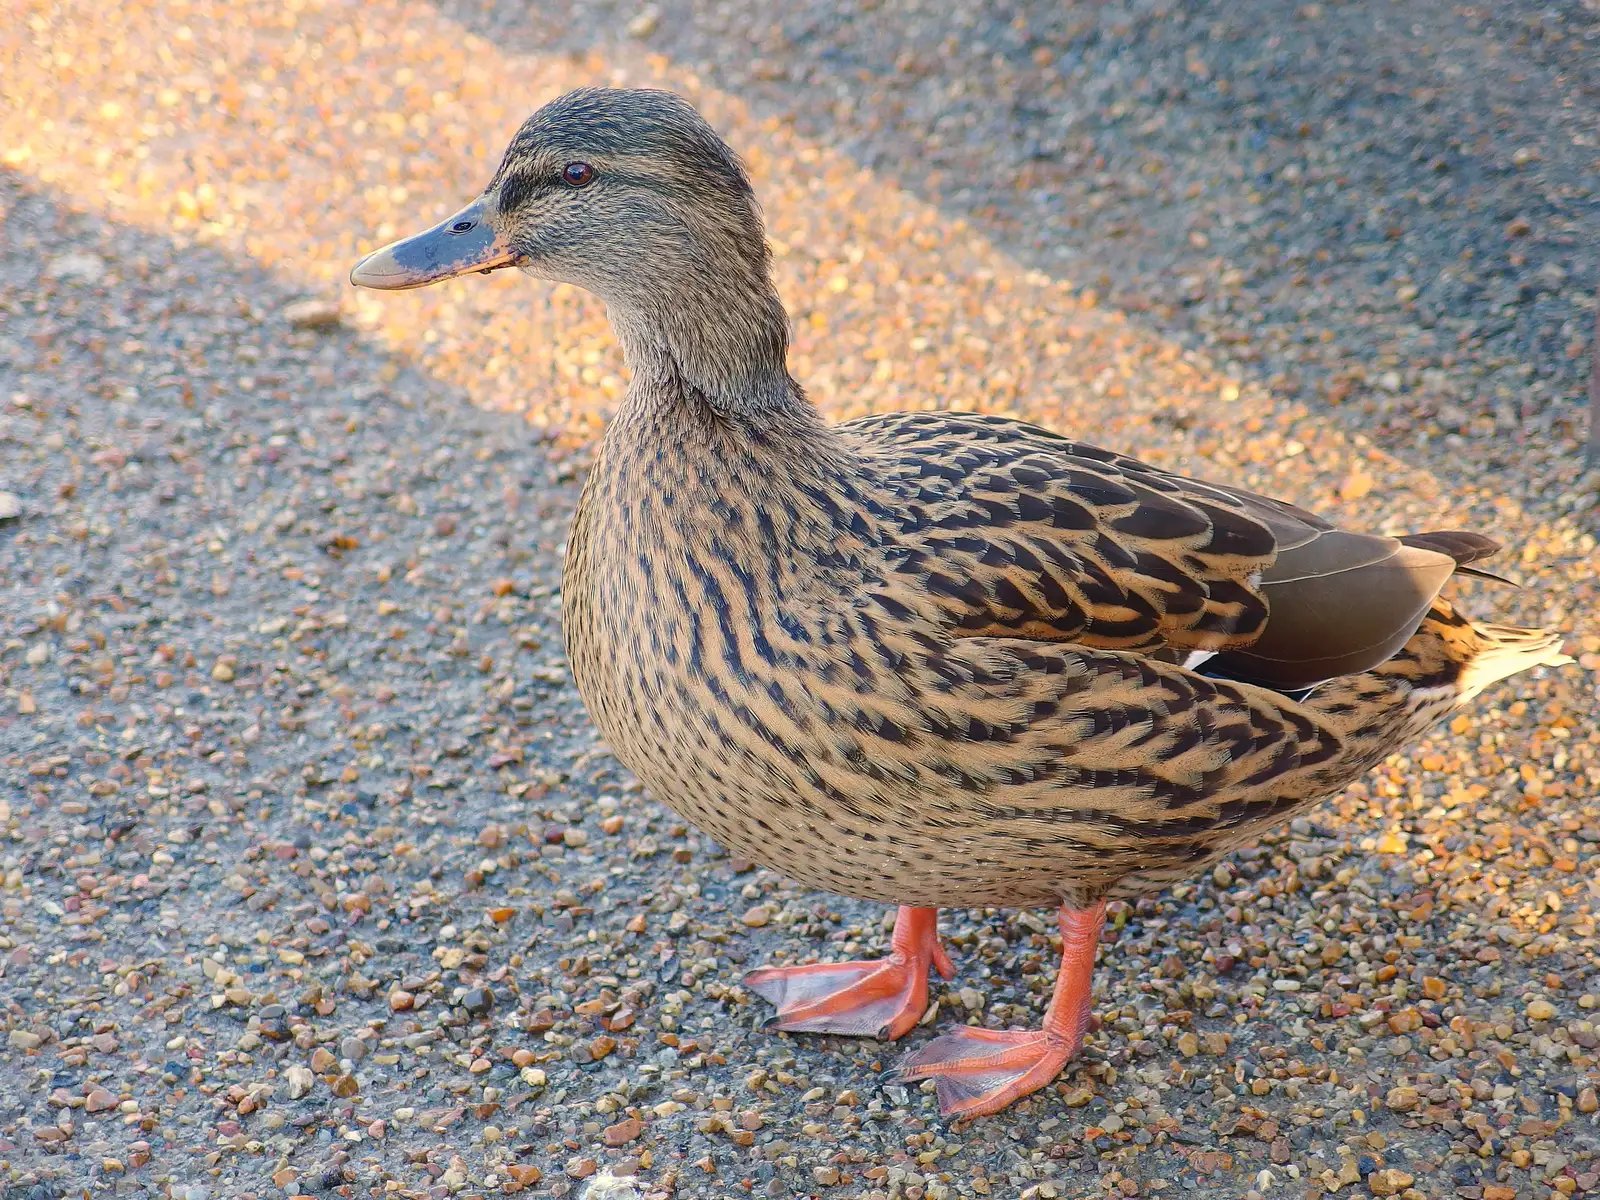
[744,906,954,1040]
[895,899,1106,1117]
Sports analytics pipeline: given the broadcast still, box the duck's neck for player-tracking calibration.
[606,274,807,423]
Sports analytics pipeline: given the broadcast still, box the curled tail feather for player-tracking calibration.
[1397,531,1518,586]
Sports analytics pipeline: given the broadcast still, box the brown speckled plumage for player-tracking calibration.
[353,86,1570,1116]
[563,393,1560,910]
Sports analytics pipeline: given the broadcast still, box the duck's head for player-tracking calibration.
[351,87,793,411]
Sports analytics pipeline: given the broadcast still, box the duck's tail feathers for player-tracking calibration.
[1304,600,1569,762]
[1398,530,1518,587]
[1453,620,1572,702]
[1398,600,1570,707]
[1397,530,1502,566]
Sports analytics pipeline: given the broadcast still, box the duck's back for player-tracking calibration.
[840,410,1476,690]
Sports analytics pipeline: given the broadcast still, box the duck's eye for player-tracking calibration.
[562,162,595,187]
[449,219,476,234]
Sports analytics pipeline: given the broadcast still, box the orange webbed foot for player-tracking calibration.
[894,899,1107,1117]
[895,1025,1080,1117]
[744,906,954,1041]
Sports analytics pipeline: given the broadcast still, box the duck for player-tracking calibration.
[351,87,1570,1118]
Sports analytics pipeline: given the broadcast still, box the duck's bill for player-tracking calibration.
[349,199,518,290]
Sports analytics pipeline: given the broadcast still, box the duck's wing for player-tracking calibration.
[845,411,1478,690]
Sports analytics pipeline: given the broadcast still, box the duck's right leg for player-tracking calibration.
[743,906,954,1040]
[894,899,1106,1117]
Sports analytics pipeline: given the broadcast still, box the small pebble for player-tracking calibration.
[84,1088,115,1113]
[625,6,659,37]
[603,1116,644,1146]
[280,297,343,329]
[44,251,106,283]
[285,1066,314,1100]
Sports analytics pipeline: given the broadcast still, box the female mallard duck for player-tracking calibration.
[352,88,1569,1117]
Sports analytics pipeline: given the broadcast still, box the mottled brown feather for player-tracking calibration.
[565,392,1568,910]
[841,412,1482,689]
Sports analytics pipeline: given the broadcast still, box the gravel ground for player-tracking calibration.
[1,2,1598,1199]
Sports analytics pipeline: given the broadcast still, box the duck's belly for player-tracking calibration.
[581,706,1091,908]
[565,612,1303,909]
[576,675,1313,907]
[565,619,1061,904]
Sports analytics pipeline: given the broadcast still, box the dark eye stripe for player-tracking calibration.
[496,163,667,213]
[497,169,543,214]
